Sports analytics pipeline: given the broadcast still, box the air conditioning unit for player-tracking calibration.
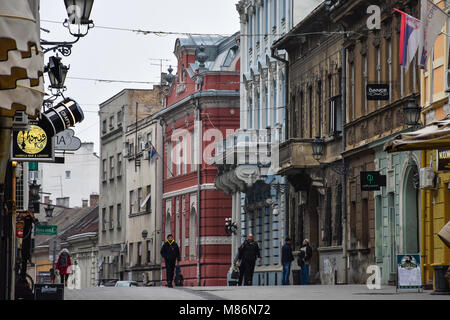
[143,150,150,160]
[419,167,436,190]
[13,111,29,130]
[445,69,450,92]
[141,141,147,151]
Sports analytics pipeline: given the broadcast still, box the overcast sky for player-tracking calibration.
[39,0,241,154]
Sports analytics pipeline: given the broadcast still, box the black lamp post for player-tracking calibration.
[142,230,148,240]
[311,136,325,161]
[403,97,422,127]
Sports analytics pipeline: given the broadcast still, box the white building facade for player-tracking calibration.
[38,142,99,208]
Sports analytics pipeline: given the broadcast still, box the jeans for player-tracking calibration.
[301,264,309,285]
[282,262,291,285]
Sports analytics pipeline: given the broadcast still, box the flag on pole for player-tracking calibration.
[395,8,421,72]
[149,141,159,161]
[418,0,448,69]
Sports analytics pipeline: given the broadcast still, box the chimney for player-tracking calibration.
[82,199,89,208]
[56,197,70,208]
[90,193,99,207]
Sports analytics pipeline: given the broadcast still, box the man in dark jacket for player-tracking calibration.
[237,234,261,286]
[281,237,294,285]
[160,234,180,288]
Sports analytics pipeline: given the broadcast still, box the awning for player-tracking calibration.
[384,117,450,153]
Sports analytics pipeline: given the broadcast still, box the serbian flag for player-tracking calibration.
[396,8,420,72]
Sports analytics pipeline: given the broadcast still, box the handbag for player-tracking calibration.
[230,265,240,280]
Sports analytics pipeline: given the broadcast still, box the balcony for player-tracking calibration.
[277,138,319,175]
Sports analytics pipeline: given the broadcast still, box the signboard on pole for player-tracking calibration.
[366,84,390,101]
[11,120,55,162]
[55,128,81,151]
[438,149,450,171]
[360,171,387,191]
[35,225,57,235]
[396,254,423,292]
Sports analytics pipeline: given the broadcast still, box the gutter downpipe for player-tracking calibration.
[341,43,348,285]
[194,97,201,286]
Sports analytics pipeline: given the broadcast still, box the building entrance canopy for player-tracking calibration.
[384,117,450,153]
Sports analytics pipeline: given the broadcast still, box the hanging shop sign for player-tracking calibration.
[55,128,81,151]
[437,149,450,171]
[396,254,423,292]
[11,120,55,162]
[366,84,390,101]
[360,171,387,191]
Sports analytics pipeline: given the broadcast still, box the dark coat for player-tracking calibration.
[160,240,180,262]
[281,243,294,263]
[238,240,261,264]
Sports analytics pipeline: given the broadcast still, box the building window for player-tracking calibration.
[109,156,115,180]
[102,159,107,182]
[137,188,142,213]
[117,203,122,229]
[146,240,151,264]
[117,110,122,126]
[102,120,107,133]
[130,190,134,214]
[272,0,277,29]
[223,47,237,67]
[137,242,142,266]
[257,93,261,129]
[273,80,277,126]
[248,98,253,129]
[308,86,313,138]
[143,185,151,213]
[329,95,342,135]
[102,208,107,231]
[65,170,71,179]
[117,153,122,177]
[129,243,134,266]
[109,115,114,130]
[317,81,322,137]
[109,206,114,230]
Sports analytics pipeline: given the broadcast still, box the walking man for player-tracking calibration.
[237,234,261,286]
[160,234,180,288]
[299,239,312,285]
[281,237,294,285]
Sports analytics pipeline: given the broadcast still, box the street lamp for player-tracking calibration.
[142,230,148,240]
[63,0,95,37]
[311,136,325,161]
[403,97,421,127]
[44,201,55,219]
[45,56,70,91]
[41,0,95,56]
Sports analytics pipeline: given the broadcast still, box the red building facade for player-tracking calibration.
[154,34,240,286]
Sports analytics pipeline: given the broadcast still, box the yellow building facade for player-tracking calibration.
[419,0,450,288]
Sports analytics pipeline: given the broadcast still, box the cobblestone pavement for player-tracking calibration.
[64,284,450,300]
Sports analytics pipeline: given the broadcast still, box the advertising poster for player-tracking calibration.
[397,254,422,290]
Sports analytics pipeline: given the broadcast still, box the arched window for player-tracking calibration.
[165,208,172,236]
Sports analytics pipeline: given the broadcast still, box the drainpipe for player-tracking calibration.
[194,98,202,286]
[271,47,289,141]
[341,44,348,285]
